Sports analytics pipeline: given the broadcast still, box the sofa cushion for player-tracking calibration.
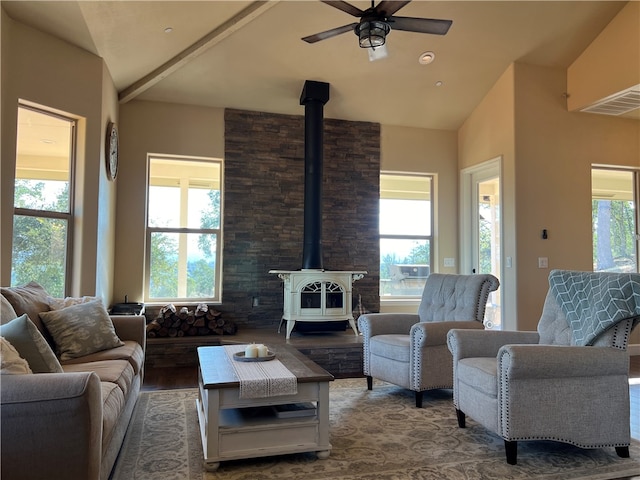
[63,360,134,397]
[1,295,17,325]
[0,315,63,373]
[0,336,33,374]
[61,341,144,375]
[1,282,51,337]
[39,300,124,361]
[100,381,126,448]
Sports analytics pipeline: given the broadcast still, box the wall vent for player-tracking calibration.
[580,84,640,116]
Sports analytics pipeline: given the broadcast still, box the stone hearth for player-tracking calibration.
[144,328,364,378]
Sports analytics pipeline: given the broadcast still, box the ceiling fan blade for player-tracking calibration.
[388,16,452,35]
[321,0,364,17]
[302,23,358,43]
[375,1,412,17]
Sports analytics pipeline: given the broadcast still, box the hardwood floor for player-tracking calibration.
[143,365,198,391]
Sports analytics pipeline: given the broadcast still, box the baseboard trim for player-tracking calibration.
[629,344,640,356]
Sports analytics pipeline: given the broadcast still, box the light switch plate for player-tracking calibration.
[444,258,455,267]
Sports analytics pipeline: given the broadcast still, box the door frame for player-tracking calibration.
[460,156,503,326]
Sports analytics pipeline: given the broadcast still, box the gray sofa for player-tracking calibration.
[0,282,146,480]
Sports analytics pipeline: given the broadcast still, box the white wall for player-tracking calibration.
[1,12,118,300]
[567,1,640,111]
[514,62,640,336]
[114,100,225,303]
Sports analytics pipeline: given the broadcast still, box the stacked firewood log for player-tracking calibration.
[146,303,237,338]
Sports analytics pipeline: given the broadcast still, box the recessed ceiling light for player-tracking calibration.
[418,51,435,65]
[40,139,55,144]
[164,27,173,33]
[435,81,443,87]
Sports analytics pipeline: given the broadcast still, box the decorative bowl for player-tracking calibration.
[233,351,276,362]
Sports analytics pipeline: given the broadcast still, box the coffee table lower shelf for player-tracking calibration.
[196,345,333,471]
[196,399,330,471]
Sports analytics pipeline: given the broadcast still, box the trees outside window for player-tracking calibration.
[146,156,223,302]
[379,173,433,298]
[592,168,638,273]
[12,106,75,297]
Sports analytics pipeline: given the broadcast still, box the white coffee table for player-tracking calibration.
[196,344,334,471]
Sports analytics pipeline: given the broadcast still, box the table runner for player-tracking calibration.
[223,345,298,399]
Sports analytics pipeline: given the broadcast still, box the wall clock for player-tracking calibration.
[105,122,119,181]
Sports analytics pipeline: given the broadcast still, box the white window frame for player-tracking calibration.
[591,165,640,273]
[12,103,76,296]
[379,171,434,302]
[145,154,224,303]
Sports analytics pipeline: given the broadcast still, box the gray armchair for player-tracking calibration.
[447,270,640,464]
[358,273,499,407]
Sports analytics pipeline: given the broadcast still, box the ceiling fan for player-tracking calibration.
[302,0,452,57]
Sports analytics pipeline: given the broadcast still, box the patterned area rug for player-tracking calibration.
[111,379,640,480]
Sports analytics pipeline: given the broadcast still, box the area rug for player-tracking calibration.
[111,379,640,480]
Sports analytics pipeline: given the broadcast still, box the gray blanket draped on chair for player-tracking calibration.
[549,269,640,346]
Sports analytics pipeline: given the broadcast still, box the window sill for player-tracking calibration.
[379,297,420,313]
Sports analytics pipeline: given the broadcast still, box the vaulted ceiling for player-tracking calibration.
[2,1,632,130]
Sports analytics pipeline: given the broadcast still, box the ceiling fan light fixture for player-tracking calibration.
[356,20,390,49]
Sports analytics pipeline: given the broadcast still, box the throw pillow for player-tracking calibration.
[0,314,63,373]
[0,282,51,336]
[0,336,33,374]
[47,295,100,311]
[39,300,124,361]
[1,294,18,324]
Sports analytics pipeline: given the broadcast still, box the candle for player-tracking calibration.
[257,344,269,357]
[244,344,258,358]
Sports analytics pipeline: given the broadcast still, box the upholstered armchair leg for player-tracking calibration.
[615,446,630,458]
[415,391,423,408]
[505,440,518,465]
[366,376,373,391]
[455,409,465,428]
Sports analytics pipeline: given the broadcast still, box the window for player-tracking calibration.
[146,155,223,302]
[379,173,433,298]
[592,167,638,273]
[12,105,75,297]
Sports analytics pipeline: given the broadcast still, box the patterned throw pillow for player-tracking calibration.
[39,300,124,361]
[47,295,100,311]
[0,336,33,374]
[0,314,63,373]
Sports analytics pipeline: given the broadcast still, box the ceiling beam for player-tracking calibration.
[118,1,278,104]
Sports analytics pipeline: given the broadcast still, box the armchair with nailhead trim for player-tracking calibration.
[447,270,640,465]
[358,273,499,407]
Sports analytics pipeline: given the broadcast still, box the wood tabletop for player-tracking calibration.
[198,343,334,388]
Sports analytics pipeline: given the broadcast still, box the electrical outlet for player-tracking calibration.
[252,297,259,307]
[538,257,548,268]
[443,258,455,267]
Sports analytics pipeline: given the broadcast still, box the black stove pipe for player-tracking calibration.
[299,80,330,270]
